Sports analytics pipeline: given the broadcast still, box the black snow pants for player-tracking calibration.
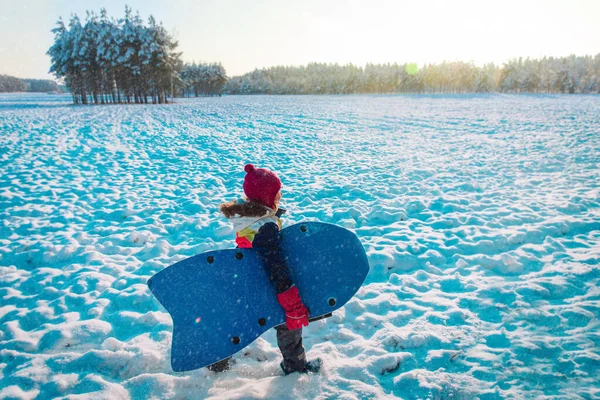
[207,324,306,372]
[275,324,306,372]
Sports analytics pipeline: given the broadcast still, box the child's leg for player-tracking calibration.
[275,324,306,372]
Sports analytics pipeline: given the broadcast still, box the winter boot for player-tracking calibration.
[207,357,234,373]
[280,358,322,375]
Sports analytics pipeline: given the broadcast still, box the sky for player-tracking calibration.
[1,0,599,80]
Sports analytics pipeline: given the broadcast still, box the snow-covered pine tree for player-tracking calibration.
[48,6,182,104]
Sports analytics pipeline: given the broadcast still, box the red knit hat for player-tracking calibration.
[243,164,282,209]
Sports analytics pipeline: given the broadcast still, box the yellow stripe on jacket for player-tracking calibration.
[235,216,282,248]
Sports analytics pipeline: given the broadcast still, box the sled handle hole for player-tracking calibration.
[258,318,266,326]
[300,225,307,232]
[232,336,241,345]
[328,298,336,307]
[207,256,214,264]
[235,252,243,260]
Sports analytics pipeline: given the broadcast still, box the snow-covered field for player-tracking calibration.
[1,93,599,399]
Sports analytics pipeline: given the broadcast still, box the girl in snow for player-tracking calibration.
[207,164,321,375]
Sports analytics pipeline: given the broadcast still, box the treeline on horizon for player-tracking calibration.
[43,6,600,103]
[0,75,62,93]
[180,62,227,97]
[225,55,600,95]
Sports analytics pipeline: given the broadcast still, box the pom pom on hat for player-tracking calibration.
[243,164,281,209]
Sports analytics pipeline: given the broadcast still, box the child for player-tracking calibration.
[207,164,321,375]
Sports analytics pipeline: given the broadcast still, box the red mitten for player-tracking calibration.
[277,286,309,330]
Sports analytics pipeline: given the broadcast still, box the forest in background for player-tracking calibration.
[45,8,229,104]
[4,6,599,103]
[8,54,599,98]
[47,7,182,104]
[0,75,62,93]
[224,55,600,95]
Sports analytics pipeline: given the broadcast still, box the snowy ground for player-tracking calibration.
[0,93,599,399]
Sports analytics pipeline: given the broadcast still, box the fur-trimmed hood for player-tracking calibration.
[220,199,274,219]
[220,199,283,233]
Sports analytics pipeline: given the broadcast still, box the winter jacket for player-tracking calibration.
[220,199,292,294]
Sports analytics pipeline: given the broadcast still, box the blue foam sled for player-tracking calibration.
[148,222,369,372]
